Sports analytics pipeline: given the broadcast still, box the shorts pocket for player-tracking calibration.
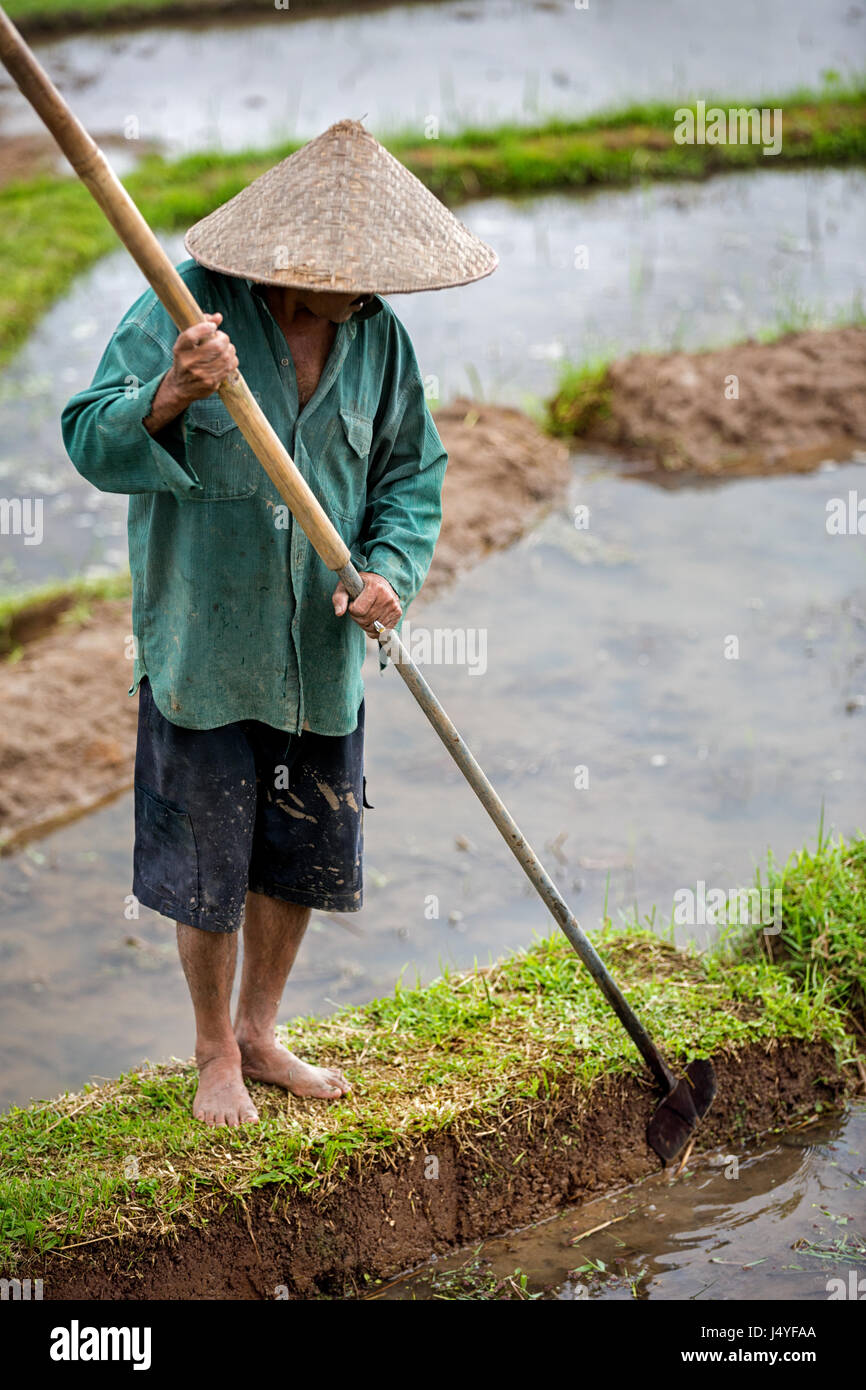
[134,783,200,913]
[183,395,259,501]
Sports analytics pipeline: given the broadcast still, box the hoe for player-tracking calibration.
[0,7,716,1162]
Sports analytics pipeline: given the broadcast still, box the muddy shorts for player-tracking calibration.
[132,677,366,932]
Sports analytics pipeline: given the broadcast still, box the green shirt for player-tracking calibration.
[61,259,447,735]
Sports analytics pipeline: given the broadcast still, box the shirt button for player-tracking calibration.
[281,357,289,366]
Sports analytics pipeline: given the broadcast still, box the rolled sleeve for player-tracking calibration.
[61,314,203,499]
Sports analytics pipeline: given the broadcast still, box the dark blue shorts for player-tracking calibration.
[132,677,366,933]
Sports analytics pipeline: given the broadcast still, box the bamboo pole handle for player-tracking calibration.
[0,6,351,574]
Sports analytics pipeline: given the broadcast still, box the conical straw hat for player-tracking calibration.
[184,119,498,295]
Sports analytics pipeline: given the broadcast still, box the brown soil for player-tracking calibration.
[31,1039,849,1299]
[429,398,570,588]
[585,326,866,480]
[0,133,59,187]
[0,401,569,851]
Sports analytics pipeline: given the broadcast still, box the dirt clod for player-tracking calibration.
[582,327,866,479]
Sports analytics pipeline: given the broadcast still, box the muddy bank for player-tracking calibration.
[0,402,569,850]
[552,326,866,480]
[23,1040,852,1299]
[2,901,860,1297]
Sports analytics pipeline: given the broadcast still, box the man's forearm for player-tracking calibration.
[143,370,193,437]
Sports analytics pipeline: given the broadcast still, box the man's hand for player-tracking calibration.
[169,312,238,400]
[332,571,402,637]
[144,313,238,435]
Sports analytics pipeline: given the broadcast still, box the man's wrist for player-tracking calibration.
[144,370,193,436]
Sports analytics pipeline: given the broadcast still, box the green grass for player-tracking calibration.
[547,357,613,438]
[0,829,862,1274]
[2,82,865,368]
[3,0,375,31]
[734,824,866,1026]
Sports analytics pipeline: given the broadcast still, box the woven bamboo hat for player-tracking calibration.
[184,119,497,295]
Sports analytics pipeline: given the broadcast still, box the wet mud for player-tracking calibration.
[32,1040,850,1299]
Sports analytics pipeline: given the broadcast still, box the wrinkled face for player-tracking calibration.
[294,290,373,323]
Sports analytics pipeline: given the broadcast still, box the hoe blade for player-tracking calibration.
[646,1059,717,1164]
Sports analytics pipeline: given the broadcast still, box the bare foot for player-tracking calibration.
[194,1051,260,1127]
[237,1035,350,1099]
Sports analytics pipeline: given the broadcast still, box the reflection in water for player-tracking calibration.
[2,169,864,588]
[378,1104,866,1300]
[0,458,864,1110]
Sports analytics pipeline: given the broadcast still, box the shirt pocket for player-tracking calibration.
[183,395,260,501]
[340,408,373,460]
[330,408,373,525]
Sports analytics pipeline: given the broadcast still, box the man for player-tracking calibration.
[62,120,496,1128]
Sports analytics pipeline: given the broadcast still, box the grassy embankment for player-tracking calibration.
[2,82,865,373]
[3,0,383,32]
[0,830,862,1276]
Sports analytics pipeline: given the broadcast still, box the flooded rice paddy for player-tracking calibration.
[0,0,863,1305]
[2,167,864,590]
[0,0,862,161]
[1,452,864,1111]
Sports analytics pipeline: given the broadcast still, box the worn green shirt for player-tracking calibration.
[61,259,447,735]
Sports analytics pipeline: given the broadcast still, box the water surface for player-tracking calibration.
[1,0,861,159]
[1,454,863,1110]
[2,168,864,588]
[377,1103,866,1300]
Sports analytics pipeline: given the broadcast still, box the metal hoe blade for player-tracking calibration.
[646,1059,717,1164]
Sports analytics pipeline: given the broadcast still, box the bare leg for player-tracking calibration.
[234,891,350,1099]
[176,922,259,1127]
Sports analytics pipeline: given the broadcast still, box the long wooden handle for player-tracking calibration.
[0,5,351,574]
